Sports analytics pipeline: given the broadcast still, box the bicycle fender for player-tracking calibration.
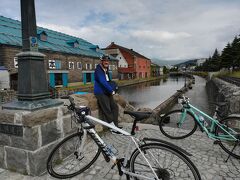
[143,138,192,156]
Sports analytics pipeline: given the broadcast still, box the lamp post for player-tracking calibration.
[17,0,49,100]
[184,67,187,88]
[3,0,62,110]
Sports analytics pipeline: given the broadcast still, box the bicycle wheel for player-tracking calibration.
[215,116,240,159]
[159,109,198,139]
[129,143,201,180]
[47,131,101,179]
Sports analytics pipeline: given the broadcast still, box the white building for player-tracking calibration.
[104,48,128,68]
[196,58,207,66]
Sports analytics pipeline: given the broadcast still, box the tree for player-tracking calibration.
[163,66,169,74]
[220,43,233,69]
[231,36,240,69]
[210,49,221,71]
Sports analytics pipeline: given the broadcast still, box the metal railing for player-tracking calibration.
[219,76,240,87]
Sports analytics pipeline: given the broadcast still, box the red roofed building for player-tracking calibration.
[103,42,151,80]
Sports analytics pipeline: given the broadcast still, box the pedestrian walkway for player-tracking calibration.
[0,123,239,180]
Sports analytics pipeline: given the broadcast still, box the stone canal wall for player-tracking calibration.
[206,77,240,114]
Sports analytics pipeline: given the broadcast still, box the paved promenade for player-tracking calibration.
[0,76,239,180]
[0,123,239,180]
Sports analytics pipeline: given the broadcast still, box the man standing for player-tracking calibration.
[94,55,120,133]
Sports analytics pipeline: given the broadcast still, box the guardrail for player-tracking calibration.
[219,76,240,87]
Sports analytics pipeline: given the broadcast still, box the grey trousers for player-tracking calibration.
[95,94,119,126]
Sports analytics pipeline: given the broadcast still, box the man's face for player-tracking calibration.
[101,59,109,69]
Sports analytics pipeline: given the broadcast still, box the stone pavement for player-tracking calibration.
[0,123,239,180]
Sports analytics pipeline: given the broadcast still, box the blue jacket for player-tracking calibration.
[94,64,113,95]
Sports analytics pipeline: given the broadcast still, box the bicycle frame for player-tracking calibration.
[78,115,160,180]
[181,103,238,141]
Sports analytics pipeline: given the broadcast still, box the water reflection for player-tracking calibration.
[118,77,185,109]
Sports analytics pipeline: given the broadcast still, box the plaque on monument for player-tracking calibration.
[0,123,23,136]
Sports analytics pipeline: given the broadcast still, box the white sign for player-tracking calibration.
[49,60,56,69]
[14,57,18,68]
[29,36,38,51]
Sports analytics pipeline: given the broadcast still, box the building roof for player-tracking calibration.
[0,15,114,60]
[105,42,151,61]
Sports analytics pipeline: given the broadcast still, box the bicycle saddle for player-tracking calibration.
[124,111,151,121]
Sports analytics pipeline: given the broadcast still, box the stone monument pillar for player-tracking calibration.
[0,0,67,176]
[2,0,62,111]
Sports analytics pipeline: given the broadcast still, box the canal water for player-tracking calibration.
[118,77,185,109]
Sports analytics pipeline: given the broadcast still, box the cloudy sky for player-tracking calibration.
[0,0,240,61]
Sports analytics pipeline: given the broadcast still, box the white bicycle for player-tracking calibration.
[47,97,201,180]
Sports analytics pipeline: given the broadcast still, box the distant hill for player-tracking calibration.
[152,59,189,66]
[174,59,198,67]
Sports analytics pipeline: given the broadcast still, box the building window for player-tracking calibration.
[74,42,79,48]
[86,63,92,70]
[55,60,61,69]
[112,65,116,70]
[38,31,48,41]
[77,62,82,69]
[14,57,18,68]
[67,40,79,48]
[40,34,47,41]
[69,62,74,69]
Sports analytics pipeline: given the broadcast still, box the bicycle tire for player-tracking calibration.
[129,143,201,180]
[159,109,198,139]
[47,131,101,179]
[215,116,240,159]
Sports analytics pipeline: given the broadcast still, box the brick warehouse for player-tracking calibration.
[104,42,151,80]
[0,16,118,90]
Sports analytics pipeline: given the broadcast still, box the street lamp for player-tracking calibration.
[184,67,187,87]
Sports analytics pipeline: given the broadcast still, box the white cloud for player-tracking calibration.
[1,0,240,60]
[132,30,192,42]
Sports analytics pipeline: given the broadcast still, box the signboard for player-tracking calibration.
[0,123,23,136]
[14,57,18,68]
[29,36,38,51]
[49,60,56,69]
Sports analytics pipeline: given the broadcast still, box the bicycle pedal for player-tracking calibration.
[213,140,220,145]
